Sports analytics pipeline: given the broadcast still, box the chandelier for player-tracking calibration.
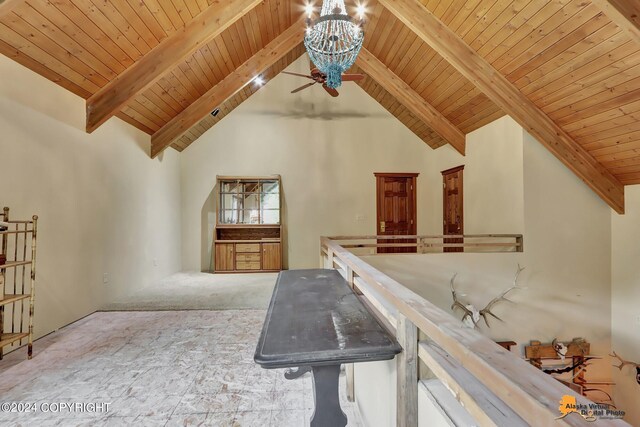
[304,0,365,89]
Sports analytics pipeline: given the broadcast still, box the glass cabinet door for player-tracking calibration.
[260,180,280,224]
[218,178,280,225]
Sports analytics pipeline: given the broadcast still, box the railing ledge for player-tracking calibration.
[320,236,629,427]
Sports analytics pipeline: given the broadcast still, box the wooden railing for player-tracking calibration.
[320,236,628,427]
[325,233,523,254]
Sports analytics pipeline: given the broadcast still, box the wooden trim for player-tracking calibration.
[411,177,417,236]
[440,165,465,175]
[442,166,464,236]
[210,239,281,243]
[150,20,306,158]
[330,234,523,253]
[376,174,418,254]
[591,0,640,45]
[85,0,262,133]
[374,172,420,178]
[356,49,466,155]
[375,174,418,236]
[215,224,281,229]
[396,315,418,427]
[377,0,625,214]
[327,234,522,239]
[342,242,519,249]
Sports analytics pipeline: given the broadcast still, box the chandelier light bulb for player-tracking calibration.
[305,3,314,17]
[303,0,365,89]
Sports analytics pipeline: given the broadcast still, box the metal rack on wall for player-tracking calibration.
[0,207,38,360]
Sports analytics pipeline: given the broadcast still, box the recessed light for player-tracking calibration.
[254,76,265,86]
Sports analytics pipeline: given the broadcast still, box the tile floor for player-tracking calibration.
[0,310,363,426]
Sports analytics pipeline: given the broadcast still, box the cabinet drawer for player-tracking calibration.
[236,253,261,263]
[236,261,261,270]
[235,243,260,253]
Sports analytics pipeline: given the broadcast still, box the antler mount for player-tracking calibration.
[450,265,525,328]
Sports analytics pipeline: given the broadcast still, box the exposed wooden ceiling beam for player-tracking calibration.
[150,19,306,158]
[85,0,262,133]
[591,0,640,45]
[0,0,21,17]
[378,0,625,214]
[356,48,466,155]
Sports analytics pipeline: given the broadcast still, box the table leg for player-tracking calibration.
[284,366,311,380]
[310,364,347,427]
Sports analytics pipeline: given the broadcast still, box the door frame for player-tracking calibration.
[441,165,464,252]
[374,173,419,253]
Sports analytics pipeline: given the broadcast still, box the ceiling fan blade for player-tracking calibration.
[341,74,365,82]
[282,71,314,80]
[291,82,316,94]
[323,84,339,97]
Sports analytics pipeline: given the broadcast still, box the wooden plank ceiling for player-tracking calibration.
[0,0,639,208]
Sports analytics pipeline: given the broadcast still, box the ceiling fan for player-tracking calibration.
[282,68,364,97]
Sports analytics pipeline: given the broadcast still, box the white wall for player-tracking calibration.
[179,55,526,271]
[611,185,640,425]
[0,55,182,341]
[355,121,616,426]
[426,115,525,234]
[179,54,442,271]
[354,359,396,427]
[522,131,612,379]
[363,126,613,358]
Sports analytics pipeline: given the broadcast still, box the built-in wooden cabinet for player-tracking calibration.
[214,243,235,271]
[262,243,281,270]
[213,176,283,273]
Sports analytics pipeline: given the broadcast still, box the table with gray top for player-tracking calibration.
[254,269,401,427]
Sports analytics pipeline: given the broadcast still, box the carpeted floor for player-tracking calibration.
[103,272,278,311]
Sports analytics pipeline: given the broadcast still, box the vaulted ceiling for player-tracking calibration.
[0,0,639,213]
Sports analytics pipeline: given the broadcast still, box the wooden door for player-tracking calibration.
[214,243,235,271]
[375,173,418,254]
[262,243,281,270]
[442,166,464,253]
